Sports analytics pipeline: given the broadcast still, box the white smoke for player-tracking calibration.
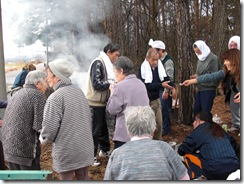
[2,0,111,64]
[2,0,113,90]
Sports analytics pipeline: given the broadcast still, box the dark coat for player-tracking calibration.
[178,122,240,179]
[11,69,29,89]
[0,100,7,108]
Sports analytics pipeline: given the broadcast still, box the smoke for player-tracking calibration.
[2,0,113,90]
[2,0,112,69]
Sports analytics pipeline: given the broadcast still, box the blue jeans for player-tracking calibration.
[193,90,216,117]
[159,89,172,134]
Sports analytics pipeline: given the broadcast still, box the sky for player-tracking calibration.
[1,0,112,90]
[1,0,110,64]
[1,0,46,59]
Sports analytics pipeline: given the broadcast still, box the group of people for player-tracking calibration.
[0,35,240,180]
[183,35,240,131]
[103,36,240,180]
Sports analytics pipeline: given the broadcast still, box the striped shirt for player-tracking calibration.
[40,79,94,173]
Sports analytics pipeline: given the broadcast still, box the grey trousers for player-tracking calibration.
[8,157,40,170]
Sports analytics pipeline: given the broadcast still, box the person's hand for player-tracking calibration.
[162,91,169,100]
[182,79,197,86]
[0,120,3,128]
[109,84,115,95]
[190,74,198,79]
[162,81,173,90]
[234,92,240,103]
[170,87,177,99]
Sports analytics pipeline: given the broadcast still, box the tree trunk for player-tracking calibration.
[211,0,227,56]
[135,0,139,56]
[161,1,167,40]
[174,0,195,125]
[194,0,200,39]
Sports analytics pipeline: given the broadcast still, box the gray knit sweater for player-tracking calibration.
[196,52,221,91]
[40,79,94,173]
[104,139,187,180]
[2,84,46,167]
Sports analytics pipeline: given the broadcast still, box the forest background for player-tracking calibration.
[0,0,241,124]
[0,0,241,182]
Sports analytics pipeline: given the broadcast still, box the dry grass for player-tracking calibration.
[5,62,25,73]
[5,60,43,73]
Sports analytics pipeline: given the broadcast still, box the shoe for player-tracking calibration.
[194,175,207,180]
[92,157,100,167]
[99,150,111,158]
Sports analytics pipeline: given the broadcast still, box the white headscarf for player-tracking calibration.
[228,35,240,50]
[193,40,211,61]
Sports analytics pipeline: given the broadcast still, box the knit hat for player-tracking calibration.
[148,39,165,50]
[48,59,73,80]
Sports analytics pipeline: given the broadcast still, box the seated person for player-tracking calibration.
[104,106,189,180]
[178,112,240,180]
[11,63,36,89]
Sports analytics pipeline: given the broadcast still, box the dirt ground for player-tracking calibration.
[4,63,239,180]
[40,95,240,180]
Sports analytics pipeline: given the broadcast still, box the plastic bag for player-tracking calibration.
[212,114,222,124]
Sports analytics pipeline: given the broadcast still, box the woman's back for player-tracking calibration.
[178,122,239,179]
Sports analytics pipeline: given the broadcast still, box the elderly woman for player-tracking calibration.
[104,106,189,180]
[107,56,149,149]
[190,40,221,117]
[40,59,94,180]
[2,70,47,170]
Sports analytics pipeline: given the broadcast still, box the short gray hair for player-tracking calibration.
[113,56,134,76]
[146,48,158,59]
[124,106,156,137]
[25,70,47,85]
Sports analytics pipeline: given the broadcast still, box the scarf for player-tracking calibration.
[141,59,167,83]
[193,40,211,61]
[99,51,115,83]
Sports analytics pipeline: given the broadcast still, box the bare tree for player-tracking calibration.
[1,0,241,126]
[211,0,227,56]
[174,0,195,125]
